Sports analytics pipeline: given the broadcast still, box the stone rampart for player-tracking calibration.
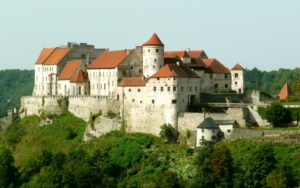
[20,96,67,116]
[68,96,120,121]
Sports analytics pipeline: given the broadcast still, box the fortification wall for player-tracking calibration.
[21,96,67,116]
[68,96,120,121]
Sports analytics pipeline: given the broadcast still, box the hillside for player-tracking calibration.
[0,70,34,118]
[1,113,300,187]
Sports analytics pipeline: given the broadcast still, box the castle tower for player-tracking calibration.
[231,64,245,94]
[142,33,164,78]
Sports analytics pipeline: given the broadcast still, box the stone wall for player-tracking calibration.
[68,96,120,121]
[20,96,67,117]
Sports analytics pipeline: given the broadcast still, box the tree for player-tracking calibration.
[159,124,178,143]
[210,146,233,188]
[0,147,17,188]
[244,144,277,188]
[265,103,292,126]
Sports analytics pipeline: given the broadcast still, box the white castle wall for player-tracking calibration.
[68,96,119,121]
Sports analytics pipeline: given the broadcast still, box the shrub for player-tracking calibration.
[159,124,178,143]
[106,110,116,118]
[265,103,292,127]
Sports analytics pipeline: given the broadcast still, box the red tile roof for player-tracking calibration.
[118,77,146,87]
[164,51,190,58]
[202,59,230,74]
[71,69,89,82]
[187,50,205,59]
[58,60,81,80]
[88,50,128,69]
[143,33,164,46]
[43,48,71,65]
[151,63,198,78]
[278,82,293,100]
[35,48,56,64]
[231,64,244,71]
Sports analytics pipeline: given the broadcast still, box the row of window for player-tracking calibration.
[37,67,54,72]
[91,81,115,90]
[143,49,160,53]
[127,86,198,93]
[90,71,117,77]
[214,84,229,89]
[131,99,177,104]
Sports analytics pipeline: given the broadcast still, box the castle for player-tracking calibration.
[22,33,250,141]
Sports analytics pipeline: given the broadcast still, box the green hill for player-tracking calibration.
[1,113,300,187]
[0,70,34,118]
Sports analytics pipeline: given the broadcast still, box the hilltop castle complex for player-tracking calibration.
[21,33,266,145]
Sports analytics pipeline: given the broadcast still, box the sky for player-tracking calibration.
[0,0,299,71]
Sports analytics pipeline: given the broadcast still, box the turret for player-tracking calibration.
[231,64,245,94]
[142,33,164,78]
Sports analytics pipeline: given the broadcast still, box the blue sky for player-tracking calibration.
[0,0,299,70]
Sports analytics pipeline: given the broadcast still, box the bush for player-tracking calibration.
[265,103,292,127]
[106,110,116,119]
[159,124,178,143]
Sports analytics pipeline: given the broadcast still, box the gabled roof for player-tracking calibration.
[118,77,146,87]
[143,33,164,46]
[88,50,129,69]
[202,58,230,74]
[70,69,89,83]
[278,82,294,100]
[151,63,198,78]
[187,50,206,59]
[231,64,244,71]
[43,48,71,65]
[164,51,190,59]
[197,117,220,129]
[35,48,56,64]
[58,60,81,80]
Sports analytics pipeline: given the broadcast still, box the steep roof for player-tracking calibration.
[278,82,294,100]
[231,64,244,71]
[151,63,198,78]
[187,50,206,59]
[143,33,164,46]
[197,117,220,129]
[35,48,56,64]
[164,51,190,58]
[118,77,146,87]
[88,50,129,69]
[42,48,71,65]
[70,69,89,82]
[202,58,230,74]
[58,60,81,80]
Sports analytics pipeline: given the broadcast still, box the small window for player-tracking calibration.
[189,87,192,91]
[138,88,141,92]
[225,84,228,88]
[195,87,197,91]
[148,49,150,53]
[181,87,183,91]
[173,78,176,80]
[161,87,164,91]
[202,129,204,133]
[152,99,155,104]
[153,65,155,68]
[154,59,157,62]
[130,66,133,70]
[157,78,160,80]
[225,74,228,79]
[129,88,131,92]
[132,99,135,102]
[172,99,177,104]
[156,49,159,53]
[235,73,238,78]
[140,101,142,104]
[235,82,238,85]
[214,84,218,88]
[210,74,213,79]
[154,87,156,91]
[227,129,231,133]
[167,87,170,91]
[173,86,176,91]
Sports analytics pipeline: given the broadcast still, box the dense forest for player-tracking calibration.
[0,70,34,118]
[0,68,299,118]
[0,113,300,187]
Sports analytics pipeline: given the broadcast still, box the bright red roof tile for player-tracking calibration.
[164,51,190,58]
[202,59,230,74]
[143,33,164,46]
[35,48,56,64]
[43,48,71,65]
[58,60,81,80]
[118,77,146,87]
[187,50,205,59]
[88,50,128,69]
[278,82,293,100]
[231,64,244,70]
[71,69,89,82]
[151,64,198,78]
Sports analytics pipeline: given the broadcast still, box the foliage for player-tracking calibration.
[0,69,34,118]
[264,103,292,126]
[106,110,117,119]
[0,147,17,188]
[159,124,178,143]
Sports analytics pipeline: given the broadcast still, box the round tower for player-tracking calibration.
[142,33,164,78]
[231,64,245,94]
